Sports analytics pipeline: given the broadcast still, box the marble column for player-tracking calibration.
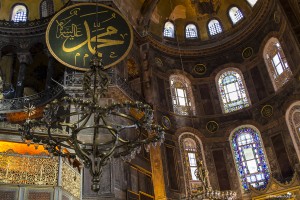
[45,49,55,90]
[150,145,167,200]
[16,52,32,97]
[140,41,168,199]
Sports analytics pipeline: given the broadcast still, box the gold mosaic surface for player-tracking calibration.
[61,162,81,199]
[0,153,58,185]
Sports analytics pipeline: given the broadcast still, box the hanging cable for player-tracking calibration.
[168,0,185,73]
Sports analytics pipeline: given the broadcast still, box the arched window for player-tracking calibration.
[229,7,244,24]
[216,68,250,113]
[185,24,198,39]
[263,37,292,91]
[40,0,54,18]
[170,74,195,115]
[11,4,27,22]
[246,0,258,7]
[163,21,175,38]
[286,101,300,162]
[230,125,270,190]
[179,133,206,193]
[208,19,222,36]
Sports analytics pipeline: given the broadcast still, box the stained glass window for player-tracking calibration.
[186,24,198,39]
[246,0,258,7]
[40,0,54,18]
[184,139,198,181]
[229,7,244,24]
[179,134,206,193]
[286,102,300,162]
[11,5,27,22]
[163,21,175,38]
[263,37,292,91]
[208,19,222,36]
[170,75,195,115]
[231,126,270,190]
[217,69,250,113]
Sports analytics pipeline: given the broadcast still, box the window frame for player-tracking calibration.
[286,101,300,163]
[40,0,54,18]
[215,68,251,114]
[207,18,223,37]
[228,6,244,25]
[11,3,28,22]
[263,37,293,91]
[179,133,207,194]
[230,125,271,191]
[169,74,195,116]
[185,23,199,39]
[163,21,175,39]
[246,0,258,7]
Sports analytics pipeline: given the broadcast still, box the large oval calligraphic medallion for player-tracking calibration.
[46,3,133,71]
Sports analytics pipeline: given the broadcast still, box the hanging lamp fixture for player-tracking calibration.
[18,2,165,192]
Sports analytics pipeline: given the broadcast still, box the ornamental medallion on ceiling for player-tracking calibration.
[190,0,221,17]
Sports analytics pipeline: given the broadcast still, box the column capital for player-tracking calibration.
[17,52,32,64]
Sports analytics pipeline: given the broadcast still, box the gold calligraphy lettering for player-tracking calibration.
[110,52,117,58]
[62,21,124,55]
[75,53,80,65]
[101,13,116,23]
[83,54,89,66]
[120,33,128,39]
[56,22,82,39]
[80,11,108,18]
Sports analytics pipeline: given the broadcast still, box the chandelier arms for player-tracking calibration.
[54,112,92,129]
[72,137,92,166]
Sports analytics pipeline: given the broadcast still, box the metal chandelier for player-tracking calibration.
[18,54,165,192]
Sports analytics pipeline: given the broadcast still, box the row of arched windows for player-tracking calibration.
[170,37,293,115]
[180,101,300,193]
[10,0,54,22]
[180,125,270,192]
[164,0,258,38]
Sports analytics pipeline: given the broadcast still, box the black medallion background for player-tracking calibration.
[46,3,133,71]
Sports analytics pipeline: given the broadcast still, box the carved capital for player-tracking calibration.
[17,52,32,64]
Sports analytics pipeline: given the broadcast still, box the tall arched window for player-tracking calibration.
[170,74,195,115]
[40,0,54,18]
[229,7,244,24]
[185,24,198,39]
[246,0,258,7]
[208,19,222,36]
[230,125,270,190]
[11,4,27,22]
[179,133,206,194]
[263,37,292,91]
[216,68,250,113]
[163,21,175,38]
[286,101,300,162]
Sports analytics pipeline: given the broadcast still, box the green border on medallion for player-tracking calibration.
[193,64,206,75]
[161,116,171,130]
[206,121,219,133]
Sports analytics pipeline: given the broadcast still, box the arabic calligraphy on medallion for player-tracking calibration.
[46,3,133,71]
